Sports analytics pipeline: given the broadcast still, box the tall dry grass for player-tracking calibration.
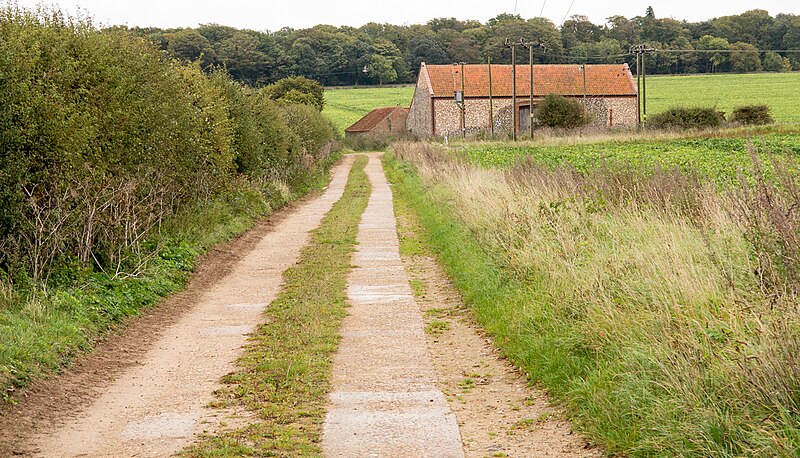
[392,140,800,455]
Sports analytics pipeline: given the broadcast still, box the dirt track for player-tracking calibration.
[3,153,600,457]
[0,156,354,457]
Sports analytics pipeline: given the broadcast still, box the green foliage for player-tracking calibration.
[0,5,338,401]
[648,106,725,129]
[729,41,762,72]
[730,105,775,125]
[120,9,800,89]
[762,51,785,72]
[264,76,325,111]
[536,94,590,129]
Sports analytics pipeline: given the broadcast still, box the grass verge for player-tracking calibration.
[384,147,800,456]
[183,155,370,456]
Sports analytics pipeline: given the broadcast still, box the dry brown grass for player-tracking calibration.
[391,140,800,455]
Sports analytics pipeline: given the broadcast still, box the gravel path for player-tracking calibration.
[322,153,464,457]
[27,156,355,458]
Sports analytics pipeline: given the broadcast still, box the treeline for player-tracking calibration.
[120,7,800,87]
[0,4,337,285]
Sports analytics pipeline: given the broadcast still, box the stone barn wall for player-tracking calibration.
[580,97,638,128]
[407,71,433,136]
[430,96,638,137]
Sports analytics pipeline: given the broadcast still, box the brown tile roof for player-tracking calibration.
[345,106,408,133]
[423,63,637,98]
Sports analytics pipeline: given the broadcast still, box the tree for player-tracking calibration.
[729,42,762,72]
[409,35,448,70]
[216,32,271,85]
[367,54,397,85]
[264,76,325,111]
[697,35,730,72]
[762,51,785,71]
[167,29,216,68]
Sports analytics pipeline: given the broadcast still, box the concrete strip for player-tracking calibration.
[31,156,356,458]
[323,154,465,457]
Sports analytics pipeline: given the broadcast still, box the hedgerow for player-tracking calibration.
[0,4,338,399]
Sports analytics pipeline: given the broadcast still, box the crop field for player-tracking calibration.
[455,132,800,182]
[324,73,800,133]
[323,85,415,133]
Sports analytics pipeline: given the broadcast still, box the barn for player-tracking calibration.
[345,106,409,138]
[407,63,639,137]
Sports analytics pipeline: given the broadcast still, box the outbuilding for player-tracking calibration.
[345,106,409,138]
[407,63,639,137]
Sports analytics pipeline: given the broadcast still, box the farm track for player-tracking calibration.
[2,152,596,457]
[0,156,356,457]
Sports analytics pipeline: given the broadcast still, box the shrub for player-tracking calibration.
[730,105,774,126]
[536,94,590,129]
[648,106,725,129]
[264,76,325,111]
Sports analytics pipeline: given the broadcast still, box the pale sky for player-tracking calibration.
[13,0,800,31]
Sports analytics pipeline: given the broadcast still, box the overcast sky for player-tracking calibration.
[13,0,800,31]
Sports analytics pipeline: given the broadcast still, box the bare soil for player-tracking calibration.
[396,199,602,457]
[0,157,354,457]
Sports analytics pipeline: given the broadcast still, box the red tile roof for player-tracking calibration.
[345,106,408,133]
[423,64,637,98]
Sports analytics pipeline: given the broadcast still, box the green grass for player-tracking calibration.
[323,86,414,133]
[0,189,267,403]
[323,73,800,134]
[183,155,370,457]
[454,133,800,183]
[647,73,800,123]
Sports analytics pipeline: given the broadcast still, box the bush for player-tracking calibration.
[648,106,725,129]
[730,105,774,125]
[536,94,590,129]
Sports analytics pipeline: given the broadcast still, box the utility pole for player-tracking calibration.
[488,57,494,138]
[630,45,656,128]
[505,38,526,141]
[460,62,466,138]
[635,53,641,127]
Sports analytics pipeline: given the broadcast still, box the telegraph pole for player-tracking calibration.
[488,57,494,138]
[505,38,527,141]
[630,45,656,128]
[460,62,466,138]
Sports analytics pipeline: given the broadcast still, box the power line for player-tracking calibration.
[561,0,577,26]
[539,0,547,17]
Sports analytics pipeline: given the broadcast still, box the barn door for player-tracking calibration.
[519,105,531,132]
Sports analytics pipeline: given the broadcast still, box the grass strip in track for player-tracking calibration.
[183,155,370,457]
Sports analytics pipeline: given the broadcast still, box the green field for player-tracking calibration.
[323,86,415,133]
[647,73,800,123]
[324,73,800,133]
